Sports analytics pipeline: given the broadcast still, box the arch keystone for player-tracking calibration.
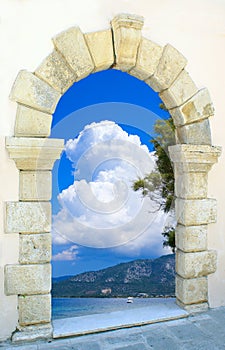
[111,13,144,71]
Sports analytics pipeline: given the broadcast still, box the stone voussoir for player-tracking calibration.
[85,29,114,72]
[170,88,214,127]
[111,13,144,71]
[52,26,94,81]
[146,44,187,92]
[129,37,163,80]
[18,294,51,326]
[19,171,52,201]
[176,275,208,305]
[10,70,61,114]
[175,224,208,253]
[176,118,212,145]
[15,104,52,138]
[176,249,217,278]
[35,50,76,94]
[160,69,198,109]
[175,198,217,226]
[5,201,51,233]
[5,264,51,296]
[19,233,51,264]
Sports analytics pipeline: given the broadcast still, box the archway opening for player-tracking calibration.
[51,69,177,326]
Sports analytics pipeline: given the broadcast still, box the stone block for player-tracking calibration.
[35,50,76,93]
[85,30,114,72]
[15,105,52,138]
[176,275,207,305]
[176,299,208,312]
[129,37,163,80]
[146,44,187,92]
[5,264,51,295]
[19,233,51,264]
[175,198,217,226]
[52,26,94,81]
[160,70,198,109]
[170,88,214,126]
[5,202,51,233]
[175,171,208,199]
[169,144,221,173]
[12,323,52,342]
[176,250,217,278]
[6,137,64,170]
[19,171,52,201]
[176,118,212,145]
[10,70,61,114]
[18,294,51,326]
[111,13,144,71]
[176,224,207,252]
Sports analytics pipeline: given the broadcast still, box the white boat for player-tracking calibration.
[127,297,134,303]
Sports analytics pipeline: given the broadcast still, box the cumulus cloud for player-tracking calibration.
[53,121,170,252]
[52,245,79,261]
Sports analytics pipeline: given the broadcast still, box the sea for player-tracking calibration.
[52,297,175,320]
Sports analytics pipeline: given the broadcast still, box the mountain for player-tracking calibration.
[52,254,175,298]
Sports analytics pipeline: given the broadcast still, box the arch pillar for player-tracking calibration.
[169,144,221,311]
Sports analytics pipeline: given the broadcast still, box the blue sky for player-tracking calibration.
[51,70,172,277]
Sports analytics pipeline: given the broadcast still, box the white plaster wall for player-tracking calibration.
[0,0,225,339]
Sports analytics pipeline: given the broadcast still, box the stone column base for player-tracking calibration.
[12,323,52,343]
[176,299,209,313]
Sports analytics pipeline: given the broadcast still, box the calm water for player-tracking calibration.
[52,297,175,320]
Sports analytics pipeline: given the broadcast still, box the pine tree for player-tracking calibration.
[133,116,176,251]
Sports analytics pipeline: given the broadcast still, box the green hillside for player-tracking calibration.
[52,254,175,298]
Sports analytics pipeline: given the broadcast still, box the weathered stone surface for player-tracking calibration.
[12,323,52,342]
[175,171,208,199]
[19,233,51,264]
[176,225,208,252]
[35,50,76,93]
[129,37,163,80]
[169,144,221,173]
[5,202,51,233]
[170,88,214,126]
[18,294,51,326]
[111,13,144,71]
[10,70,61,114]
[85,30,114,72]
[15,105,52,138]
[176,250,217,278]
[52,26,94,81]
[160,70,198,109]
[6,137,64,170]
[146,44,187,92]
[176,118,212,145]
[5,264,51,295]
[175,198,217,226]
[176,299,208,312]
[19,171,52,201]
[176,275,208,305]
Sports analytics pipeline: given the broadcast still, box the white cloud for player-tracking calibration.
[53,121,172,252]
[52,245,79,261]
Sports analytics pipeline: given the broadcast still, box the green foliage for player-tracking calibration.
[133,117,176,249]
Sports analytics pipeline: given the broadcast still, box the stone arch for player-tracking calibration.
[5,14,221,342]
